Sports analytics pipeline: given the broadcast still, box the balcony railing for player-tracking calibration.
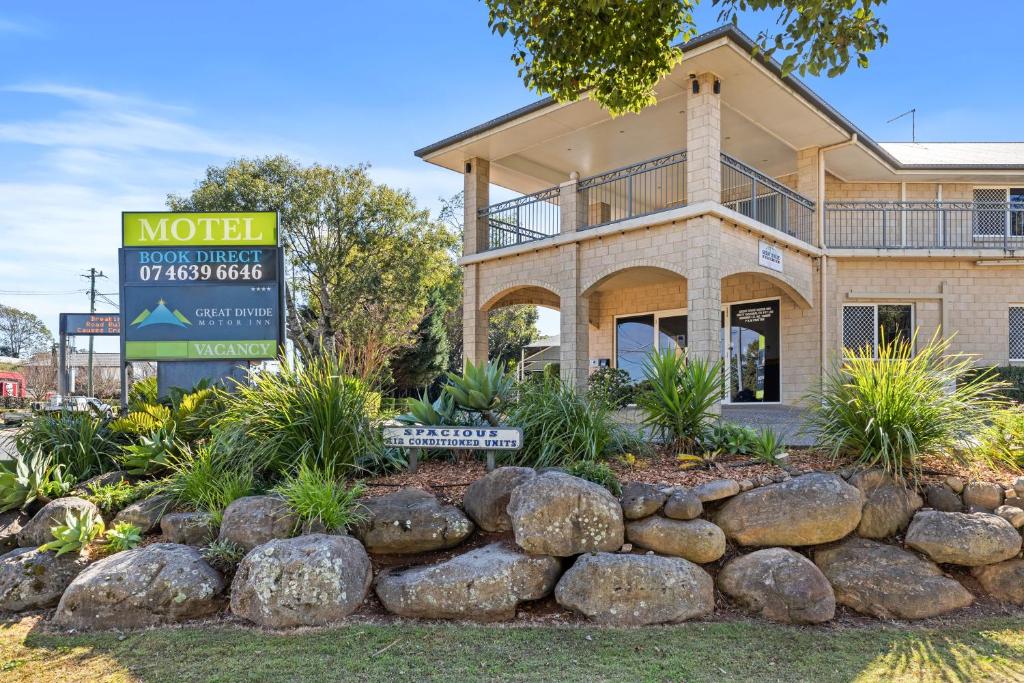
[578,151,687,229]
[479,186,561,250]
[721,154,815,244]
[825,201,1024,250]
[476,150,817,251]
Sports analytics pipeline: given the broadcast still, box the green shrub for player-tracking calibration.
[127,376,158,411]
[567,460,622,495]
[102,521,142,553]
[750,428,785,464]
[504,379,642,469]
[272,463,366,532]
[85,480,141,516]
[976,406,1024,470]
[806,333,1007,479]
[162,445,255,522]
[201,539,245,578]
[0,451,65,513]
[587,367,635,408]
[119,427,180,475]
[981,366,1024,403]
[698,422,759,456]
[38,509,105,556]
[112,385,222,445]
[211,354,385,478]
[16,412,120,479]
[636,350,723,447]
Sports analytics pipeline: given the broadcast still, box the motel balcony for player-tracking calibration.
[479,151,816,251]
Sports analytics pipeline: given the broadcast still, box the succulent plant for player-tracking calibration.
[397,391,458,426]
[39,508,106,556]
[0,450,59,513]
[443,360,515,426]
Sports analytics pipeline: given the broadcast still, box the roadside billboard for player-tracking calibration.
[119,211,284,362]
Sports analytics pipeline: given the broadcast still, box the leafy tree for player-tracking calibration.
[0,304,52,358]
[168,157,458,378]
[391,287,454,394]
[484,0,889,115]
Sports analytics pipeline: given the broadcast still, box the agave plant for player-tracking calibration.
[396,391,458,426]
[39,508,105,556]
[120,427,180,475]
[0,450,60,513]
[443,360,515,426]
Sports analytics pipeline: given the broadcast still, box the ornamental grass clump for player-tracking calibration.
[806,332,1007,480]
[504,378,642,469]
[211,354,385,478]
[16,411,119,480]
[272,463,366,532]
[161,444,255,523]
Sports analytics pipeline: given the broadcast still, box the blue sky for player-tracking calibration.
[1,0,1021,349]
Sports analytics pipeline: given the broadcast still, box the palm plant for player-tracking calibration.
[636,350,723,448]
[806,332,1007,480]
[443,360,515,426]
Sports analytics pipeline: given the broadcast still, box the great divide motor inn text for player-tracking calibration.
[416,25,1024,407]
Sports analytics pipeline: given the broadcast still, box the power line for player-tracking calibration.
[81,268,107,397]
[0,289,89,296]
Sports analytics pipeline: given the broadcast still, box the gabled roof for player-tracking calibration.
[416,25,1024,173]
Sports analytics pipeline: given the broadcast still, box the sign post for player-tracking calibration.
[119,211,284,401]
[383,426,523,472]
[58,313,122,396]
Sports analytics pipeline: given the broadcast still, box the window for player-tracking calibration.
[843,304,913,358]
[1010,306,1024,361]
[973,188,1024,238]
[614,311,688,381]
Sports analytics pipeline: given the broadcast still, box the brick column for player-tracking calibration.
[463,158,490,255]
[686,73,721,204]
[559,173,584,234]
[796,147,821,246]
[462,263,488,366]
[559,244,589,391]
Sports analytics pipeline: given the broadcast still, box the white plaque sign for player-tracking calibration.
[758,240,784,273]
[383,426,523,450]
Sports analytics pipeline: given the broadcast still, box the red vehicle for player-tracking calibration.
[0,371,26,398]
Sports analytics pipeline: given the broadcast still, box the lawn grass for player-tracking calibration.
[2,615,1023,682]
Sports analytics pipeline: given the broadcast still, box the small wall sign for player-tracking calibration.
[758,240,784,273]
[383,426,523,450]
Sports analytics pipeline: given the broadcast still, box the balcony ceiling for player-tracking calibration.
[419,31,1024,194]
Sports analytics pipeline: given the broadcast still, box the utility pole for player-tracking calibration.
[81,268,107,397]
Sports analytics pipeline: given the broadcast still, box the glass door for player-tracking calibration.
[727,300,780,403]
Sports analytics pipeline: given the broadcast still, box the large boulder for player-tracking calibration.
[663,489,703,521]
[463,467,536,532]
[905,511,1022,566]
[554,552,713,625]
[218,496,298,552]
[962,481,1004,511]
[507,472,624,557]
[693,479,740,503]
[354,489,473,554]
[924,484,963,513]
[17,497,102,547]
[0,547,90,611]
[994,505,1024,530]
[376,542,560,621]
[161,511,217,546]
[231,534,372,627]
[714,473,863,547]
[717,548,835,624]
[814,538,974,620]
[972,560,1024,605]
[54,543,224,629]
[113,495,172,533]
[624,517,725,564]
[0,511,29,553]
[849,470,923,539]
[619,482,669,520]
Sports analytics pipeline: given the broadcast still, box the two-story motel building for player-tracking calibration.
[415,26,1024,407]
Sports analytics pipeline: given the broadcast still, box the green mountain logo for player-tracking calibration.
[130,299,191,328]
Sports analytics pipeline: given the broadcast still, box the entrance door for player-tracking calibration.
[727,300,780,403]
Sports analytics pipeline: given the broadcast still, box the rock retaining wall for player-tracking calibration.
[2,468,1023,628]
